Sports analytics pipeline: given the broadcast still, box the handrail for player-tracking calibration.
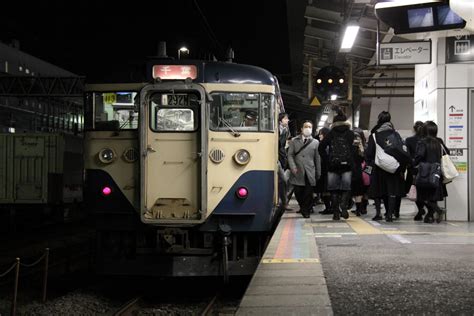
[0,248,50,315]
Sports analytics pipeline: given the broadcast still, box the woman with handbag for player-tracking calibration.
[366,111,406,222]
[414,121,448,223]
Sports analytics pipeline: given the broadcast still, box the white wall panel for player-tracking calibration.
[446,64,474,88]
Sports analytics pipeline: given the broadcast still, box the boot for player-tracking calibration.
[414,201,425,221]
[414,210,425,221]
[385,196,396,222]
[319,196,333,214]
[361,199,368,215]
[340,191,351,219]
[372,198,382,221]
[355,202,362,216]
[331,192,341,221]
[424,204,435,223]
[394,197,401,219]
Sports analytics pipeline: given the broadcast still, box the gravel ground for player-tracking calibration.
[317,234,474,315]
[0,275,247,315]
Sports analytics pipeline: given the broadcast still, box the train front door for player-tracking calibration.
[140,84,207,223]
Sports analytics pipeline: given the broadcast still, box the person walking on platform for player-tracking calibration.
[366,111,406,222]
[288,120,321,218]
[414,121,448,223]
[315,127,332,214]
[405,121,426,220]
[319,110,354,221]
[277,113,291,211]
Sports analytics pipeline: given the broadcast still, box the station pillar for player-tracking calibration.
[414,35,474,221]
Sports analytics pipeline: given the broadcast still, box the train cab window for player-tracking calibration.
[209,92,275,132]
[88,91,138,130]
[149,92,199,132]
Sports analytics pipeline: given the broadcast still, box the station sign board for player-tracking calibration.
[379,41,431,65]
[446,89,468,149]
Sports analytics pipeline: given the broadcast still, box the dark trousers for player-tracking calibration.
[294,175,314,216]
[277,163,288,207]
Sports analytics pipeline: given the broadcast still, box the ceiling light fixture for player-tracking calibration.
[340,25,360,53]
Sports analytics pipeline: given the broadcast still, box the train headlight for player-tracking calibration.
[234,149,250,165]
[98,148,116,164]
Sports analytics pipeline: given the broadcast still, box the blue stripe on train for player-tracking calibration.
[199,170,276,232]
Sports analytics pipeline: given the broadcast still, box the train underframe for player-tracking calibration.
[94,213,274,277]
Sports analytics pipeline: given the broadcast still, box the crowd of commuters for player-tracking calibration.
[278,109,453,223]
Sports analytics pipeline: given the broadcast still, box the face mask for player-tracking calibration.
[303,127,312,137]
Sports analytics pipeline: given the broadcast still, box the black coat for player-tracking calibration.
[278,126,290,168]
[414,137,448,201]
[366,127,405,198]
[404,134,421,192]
[318,122,355,172]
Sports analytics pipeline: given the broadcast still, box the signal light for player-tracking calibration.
[316,78,322,84]
[102,186,112,196]
[236,187,248,199]
[328,78,333,84]
[339,78,344,84]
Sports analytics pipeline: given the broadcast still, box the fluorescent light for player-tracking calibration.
[318,121,325,127]
[320,114,328,121]
[330,94,338,100]
[340,25,360,52]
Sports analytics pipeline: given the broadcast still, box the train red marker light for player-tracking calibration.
[102,186,112,196]
[236,187,248,199]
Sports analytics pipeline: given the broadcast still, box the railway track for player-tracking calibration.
[113,296,142,316]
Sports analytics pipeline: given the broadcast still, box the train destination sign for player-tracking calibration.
[152,65,198,80]
[379,41,431,65]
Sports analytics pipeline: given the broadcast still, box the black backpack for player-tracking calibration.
[384,132,411,166]
[328,133,352,172]
[416,162,441,189]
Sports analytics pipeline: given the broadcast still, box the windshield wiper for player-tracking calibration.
[219,117,241,137]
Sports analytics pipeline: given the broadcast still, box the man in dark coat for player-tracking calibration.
[278,113,290,210]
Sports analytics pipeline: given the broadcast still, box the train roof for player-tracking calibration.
[146,60,276,85]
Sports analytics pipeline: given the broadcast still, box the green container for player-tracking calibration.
[0,133,83,204]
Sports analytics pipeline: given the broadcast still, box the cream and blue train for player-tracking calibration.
[84,60,282,277]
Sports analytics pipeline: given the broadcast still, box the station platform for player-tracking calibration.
[237,199,474,315]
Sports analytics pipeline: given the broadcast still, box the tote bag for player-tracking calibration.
[361,161,370,186]
[407,185,417,201]
[441,146,459,184]
[373,134,400,174]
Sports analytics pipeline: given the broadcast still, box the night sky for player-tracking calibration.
[0,0,291,83]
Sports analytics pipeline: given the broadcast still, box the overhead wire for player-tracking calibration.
[192,0,226,56]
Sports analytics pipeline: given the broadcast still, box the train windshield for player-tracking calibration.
[88,91,139,130]
[209,92,275,132]
[149,92,200,132]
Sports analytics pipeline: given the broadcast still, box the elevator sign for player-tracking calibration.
[379,41,431,65]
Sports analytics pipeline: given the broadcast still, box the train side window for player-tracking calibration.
[89,91,138,130]
[260,94,275,132]
[209,92,274,132]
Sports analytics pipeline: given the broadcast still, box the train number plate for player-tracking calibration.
[163,94,188,106]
